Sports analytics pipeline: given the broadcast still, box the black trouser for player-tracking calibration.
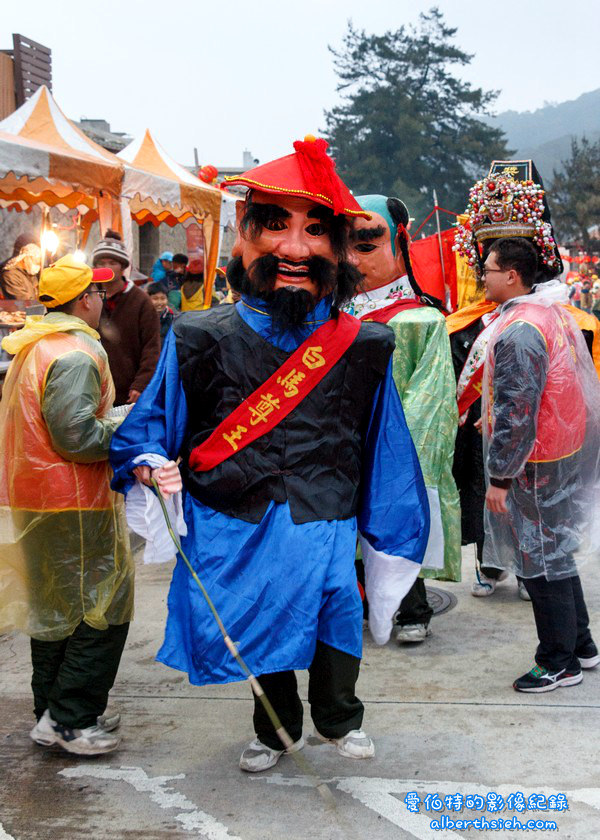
[253,640,364,750]
[394,578,433,627]
[523,575,593,673]
[476,538,504,581]
[30,620,129,729]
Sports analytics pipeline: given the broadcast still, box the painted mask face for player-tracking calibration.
[234,193,338,299]
[350,211,402,292]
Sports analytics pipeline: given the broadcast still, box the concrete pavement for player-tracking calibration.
[1,548,599,840]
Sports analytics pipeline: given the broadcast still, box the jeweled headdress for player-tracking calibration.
[454,160,561,271]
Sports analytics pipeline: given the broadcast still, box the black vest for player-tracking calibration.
[174,306,394,524]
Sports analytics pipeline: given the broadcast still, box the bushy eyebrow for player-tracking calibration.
[351,225,386,242]
[241,201,292,238]
[246,203,291,222]
[307,205,333,222]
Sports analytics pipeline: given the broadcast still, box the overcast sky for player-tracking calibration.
[2,0,598,168]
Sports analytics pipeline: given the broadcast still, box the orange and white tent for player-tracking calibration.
[118,130,222,294]
[0,86,123,229]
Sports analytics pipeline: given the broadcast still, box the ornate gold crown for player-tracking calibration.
[454,174,559,268]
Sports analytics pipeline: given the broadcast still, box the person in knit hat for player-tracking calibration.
[93,230,160,406]
[110,136,429,773]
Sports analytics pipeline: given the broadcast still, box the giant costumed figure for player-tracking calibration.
[345,195,461,644]
[450,160,600,597]
[109,137,430,772]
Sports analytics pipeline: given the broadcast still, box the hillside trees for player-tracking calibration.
[323,8,511,231]
[550,137,600,251]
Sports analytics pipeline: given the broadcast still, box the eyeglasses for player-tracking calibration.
[89,289,107,301]
[481,268,506,278]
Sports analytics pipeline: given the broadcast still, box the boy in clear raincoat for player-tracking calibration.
[0,255,133,753]
[481,238,600,693]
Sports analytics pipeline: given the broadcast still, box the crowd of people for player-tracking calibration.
[0,231,233,401]
[1,139,599,770]
[568,271,600,317]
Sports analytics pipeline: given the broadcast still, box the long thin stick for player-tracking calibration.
[150,479,336,807]
[433,188,450,311]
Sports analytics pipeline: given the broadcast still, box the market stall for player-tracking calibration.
[0,85,124,233]
[0,86,128,385]
[117,130,222,303]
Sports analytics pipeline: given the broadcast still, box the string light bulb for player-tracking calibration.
[41,229,59,255]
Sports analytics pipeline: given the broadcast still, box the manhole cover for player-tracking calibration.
[425,585,457,617]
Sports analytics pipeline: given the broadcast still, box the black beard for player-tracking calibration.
[226,254,335,330]
[226,253,364,325]
[227,254,337,297]
[267,286,317,330]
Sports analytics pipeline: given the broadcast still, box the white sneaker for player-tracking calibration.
[394,623,431,644]
[29,709,120,755]
[471,570,508,597]
[314,728,375,759]
[239,736,304,773]
[517,580,532,601]
[29,710,57,746]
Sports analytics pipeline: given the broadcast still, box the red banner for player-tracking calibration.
[186,224,205,272]
[410,228,458,311]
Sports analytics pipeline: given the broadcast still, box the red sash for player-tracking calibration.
[457,365,484,417]
[188,312,362,472]
[359,298,424,323]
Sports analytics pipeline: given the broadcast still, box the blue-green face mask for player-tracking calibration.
[356,195,399,256]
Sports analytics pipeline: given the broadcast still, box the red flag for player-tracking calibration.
[410,229,457,311]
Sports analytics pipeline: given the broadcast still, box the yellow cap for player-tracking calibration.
[39,254,114,308]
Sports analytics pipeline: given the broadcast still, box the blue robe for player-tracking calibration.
[110,294,429,685]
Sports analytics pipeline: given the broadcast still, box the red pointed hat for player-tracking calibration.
[224,135,369,219]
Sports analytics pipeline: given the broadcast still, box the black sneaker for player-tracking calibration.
[576,641,600,669]
[513,664,583,693]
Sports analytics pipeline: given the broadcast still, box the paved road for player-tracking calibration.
[1,550,599,839]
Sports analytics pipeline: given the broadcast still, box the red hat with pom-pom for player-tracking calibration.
[224,135,369,219]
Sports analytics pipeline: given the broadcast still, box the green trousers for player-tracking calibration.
[30,620,129,729]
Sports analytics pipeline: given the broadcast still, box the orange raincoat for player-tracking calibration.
[0,313,133,640]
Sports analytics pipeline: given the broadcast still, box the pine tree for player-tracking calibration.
[323,8,511,231]
[550,137,600,251]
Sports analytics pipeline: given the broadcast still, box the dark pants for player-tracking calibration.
[523,575,593,672]
[30,620,129,729]
[395,578,433,627]
[253,640,364,751]
[476,538,504,581]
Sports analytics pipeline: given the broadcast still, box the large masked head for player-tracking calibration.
[350,195,409,291]
[350,195,443,309]
[224,136,366,330]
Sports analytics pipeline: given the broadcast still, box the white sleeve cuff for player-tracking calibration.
[421,486,445,571]
[132,452,169,470]
[359,534,421,645]
[126,453,187,564]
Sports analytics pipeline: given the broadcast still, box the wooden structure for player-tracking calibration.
[12,35,52,107]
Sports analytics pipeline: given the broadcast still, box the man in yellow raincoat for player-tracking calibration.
[0,254,135,755]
